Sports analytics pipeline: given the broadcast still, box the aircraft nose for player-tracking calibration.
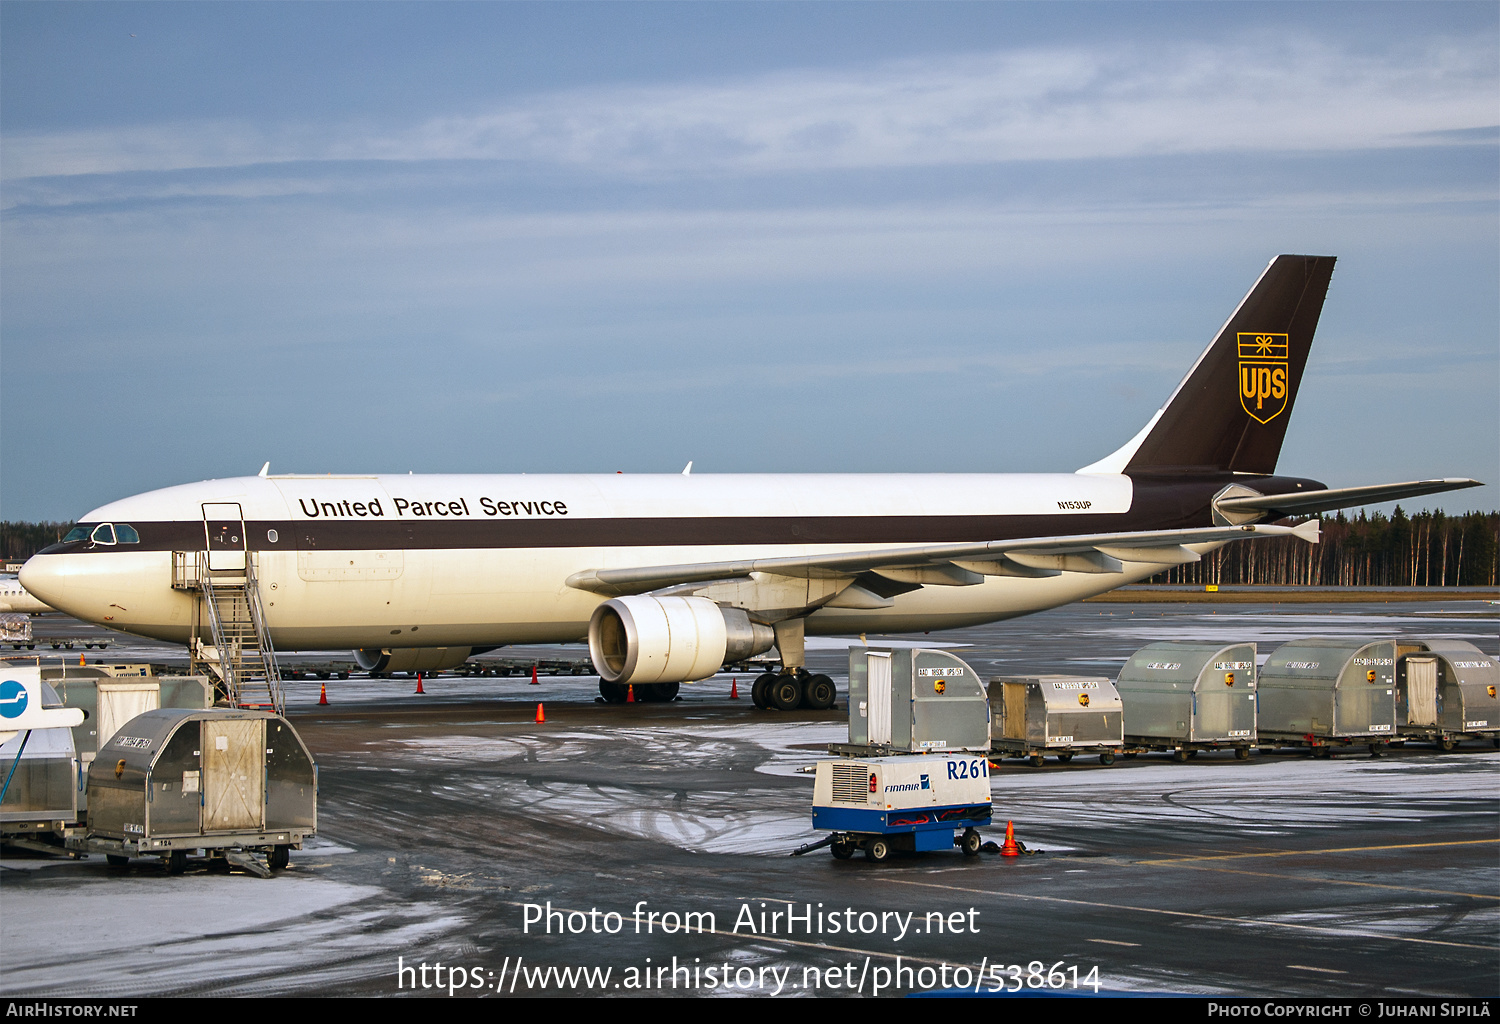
[18,557,68,614]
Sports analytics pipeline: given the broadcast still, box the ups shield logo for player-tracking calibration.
[1238,333,1289,424]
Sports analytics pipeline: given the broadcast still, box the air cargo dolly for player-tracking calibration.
[1258,638,1400,757]
[807,753,992,861]
[987,675,1125,766]
[1392,639,1500,751]
[1115,642,1259,761]
[75,706,316,876]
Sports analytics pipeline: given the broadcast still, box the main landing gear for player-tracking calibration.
[751,669,837,711]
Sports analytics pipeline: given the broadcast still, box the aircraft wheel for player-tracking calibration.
[866,838,891,862]
[803,675,837,710]
[599,681,627,704]
[650,682,680,702]
[769,674,804,712]
[830,838,855,860]
[751,674,775,710]
[960,828,982,856]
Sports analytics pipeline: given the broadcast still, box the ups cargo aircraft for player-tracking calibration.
[18,255,1481,709]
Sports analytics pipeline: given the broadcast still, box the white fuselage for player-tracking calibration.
[19,471,1194,651]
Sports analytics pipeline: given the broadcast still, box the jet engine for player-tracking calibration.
[354,646,473,676]
[588,595,774,686]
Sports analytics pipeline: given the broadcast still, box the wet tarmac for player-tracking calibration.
[2,600,1496,998]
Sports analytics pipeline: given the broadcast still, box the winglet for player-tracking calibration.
[682,461,693,475]
[258,462,270,478]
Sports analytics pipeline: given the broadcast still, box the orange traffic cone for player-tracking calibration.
[535,703,545,723]
[627,684,635,703]
[319,681,329,705]
[415,673,425,695]
[999,820,1021,858]
[730,678,739,699]
[80,654,86,666]
[530,665,539,685]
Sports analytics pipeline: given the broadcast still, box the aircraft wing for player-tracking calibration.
[1213,478,1482,519]
[565,521,1320,597]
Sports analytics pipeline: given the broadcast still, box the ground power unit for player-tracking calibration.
[811,752,992,862]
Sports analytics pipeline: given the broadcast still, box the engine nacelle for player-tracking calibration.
[588,596,774,685]
[354,646,473,676]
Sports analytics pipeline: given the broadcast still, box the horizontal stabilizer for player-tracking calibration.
[1215,479,1483,519]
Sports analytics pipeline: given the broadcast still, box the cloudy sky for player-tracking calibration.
[2,2,1495,520]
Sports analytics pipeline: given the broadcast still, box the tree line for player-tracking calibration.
[1147,509,1499,587]
[4,509,1498,586]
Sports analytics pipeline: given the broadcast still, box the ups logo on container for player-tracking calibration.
[1238,333,1290,424]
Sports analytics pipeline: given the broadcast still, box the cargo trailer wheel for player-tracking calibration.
[1439,737,1457,752]
[1172,749,1189,763]
[165,850,187,875]
[1028,754,1044,768]
[106,854,129,870]
[1313,746,1331,759]
[1098,751,1115,766]
[1056,753,1073,764]
[1123,751,1137,759]
[751,674,775,710]
[804,675,837,711]
[769,674,803,712]
[960,829,982,856]
[269,845,290,871]
[866,838,891,862]
[1235,747,1250,760]
[831,838,855,860]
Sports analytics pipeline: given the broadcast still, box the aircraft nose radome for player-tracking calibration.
[17,558,65,611]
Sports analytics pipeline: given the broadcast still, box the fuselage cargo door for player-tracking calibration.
[868,652,893,745]
[203,503,248,572]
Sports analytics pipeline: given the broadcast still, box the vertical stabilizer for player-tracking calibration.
[1080,254,1335,476]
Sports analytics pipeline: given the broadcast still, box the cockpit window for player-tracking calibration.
[115,524,141,544]
[62,527,90,543]
[90,524,116,545]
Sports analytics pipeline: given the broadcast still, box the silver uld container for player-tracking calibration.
[0,682,78,828]
[1116,642,1257,746]
[1395,639,1499,740]
[846,647,990,753]
[1258,638,1398,741]
[47,671,212,815]
[987,675,1124,751]
[86,707,315,853]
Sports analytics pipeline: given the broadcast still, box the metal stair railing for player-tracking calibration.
[192,551,284,715]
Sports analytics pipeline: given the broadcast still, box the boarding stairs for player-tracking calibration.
[173,505,284,713]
